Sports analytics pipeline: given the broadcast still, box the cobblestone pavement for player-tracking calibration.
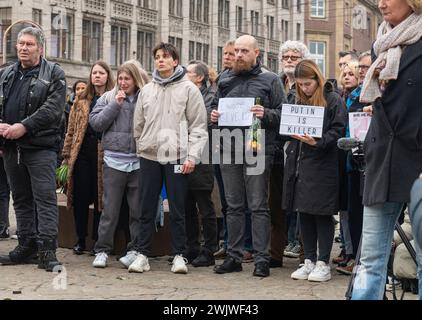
[0,211,417,301]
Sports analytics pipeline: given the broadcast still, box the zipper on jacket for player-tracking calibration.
[293,142,303,213]
[295,142,303,178]
[16,145,21,165]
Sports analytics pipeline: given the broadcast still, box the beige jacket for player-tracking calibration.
[133,74,208,164]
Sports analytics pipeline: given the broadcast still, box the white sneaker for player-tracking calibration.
[92,252,108,268]
[171,255,188,274]
[291,259,315,280]
[128,254,150,273]
[308,261,331,282]
[119,251,140,269]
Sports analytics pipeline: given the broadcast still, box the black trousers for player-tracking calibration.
[72,141,100,243]
[348,170,364,258]
[299,212,334,264]
[269,163,287,262]
[185,189,218,254]
[0,156,10,233]
[136,158,188,256]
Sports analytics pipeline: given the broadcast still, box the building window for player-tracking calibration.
[203,0,209,23]
[32,9,42,26]
[190,0,209,23]
[168,36,182,61]
[267,53,279,73]
[309,41,326,76]
[189,0,195,19]
[217,46,223,72]
[138,0,150,8]
[281,20,289,42]
[297,0,301,12]
[169,0,183,16]
[189,41,209,63]
[0,7,11,56]
[296,23,301,41]
[51,13,73,60]
[311,0,325,18]
[267,15,274,40]
[82,19,103,63]
[110,25,129,66]
[137,30,154,72]
[236,6,243,32]
[282,0,289,9]
[218,0,230,28]
[251,11,259,36]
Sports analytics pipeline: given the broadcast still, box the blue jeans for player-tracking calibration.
[352,202,422,300]
[416,240,422,300]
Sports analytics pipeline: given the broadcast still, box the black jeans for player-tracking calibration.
[299,212,334,264]
[136,158,188,256]
[0,156,10,233]
[3,147,58,240]
[185,189,218,254]
[269,163,287,262]
[72,141,100,243]
[348,170,364,258]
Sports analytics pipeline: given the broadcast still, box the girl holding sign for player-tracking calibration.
[283,59,347,282]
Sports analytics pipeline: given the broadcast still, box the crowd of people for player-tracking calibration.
[1,0,422,300]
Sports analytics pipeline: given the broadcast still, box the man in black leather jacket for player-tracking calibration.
[0,27,66,271]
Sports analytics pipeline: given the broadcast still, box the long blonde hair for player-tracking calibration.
[294,59,327,107]
[117,61,149,92]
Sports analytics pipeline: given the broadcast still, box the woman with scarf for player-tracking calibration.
[352,0,422,300]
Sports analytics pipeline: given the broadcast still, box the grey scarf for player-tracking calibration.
[152,65,186,86]
[360,13,422,103]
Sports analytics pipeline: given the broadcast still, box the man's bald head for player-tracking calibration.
[233,35,260,74]
[235,35,259,50]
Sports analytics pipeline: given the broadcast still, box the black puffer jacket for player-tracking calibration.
[188,84,216,191]
[0,58,66,150]
[282,83,347,215]
[211,62,286,156]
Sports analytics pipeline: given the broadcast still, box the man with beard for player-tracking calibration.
[210,35,286,277]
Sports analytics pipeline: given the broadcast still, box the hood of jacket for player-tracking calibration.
[152,65,186,86]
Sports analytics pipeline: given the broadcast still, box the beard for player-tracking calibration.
[283,65,295,76]
[232,59,255,74]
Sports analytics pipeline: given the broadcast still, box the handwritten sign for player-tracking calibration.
[280,104,325,138]
[218,97,254,127]
[349,112,371,141]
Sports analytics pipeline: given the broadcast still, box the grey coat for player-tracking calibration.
[89,93,137,154]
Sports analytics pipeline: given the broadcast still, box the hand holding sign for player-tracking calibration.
[292,133,317,146]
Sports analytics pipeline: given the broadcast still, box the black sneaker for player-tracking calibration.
[192,249,215,267]
[253,262,270,277]
[214,257,242,274]
[0,229,9,240]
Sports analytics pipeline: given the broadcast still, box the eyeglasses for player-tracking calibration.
[282,55,302,62]
[358,65,370,70]
[338,62,348,68]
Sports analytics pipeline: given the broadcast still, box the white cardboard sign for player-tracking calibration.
[218,97,255,127]
[349,112,372,141]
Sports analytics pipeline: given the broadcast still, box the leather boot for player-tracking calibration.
[9,236,38,264]
[37,239,62,272]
